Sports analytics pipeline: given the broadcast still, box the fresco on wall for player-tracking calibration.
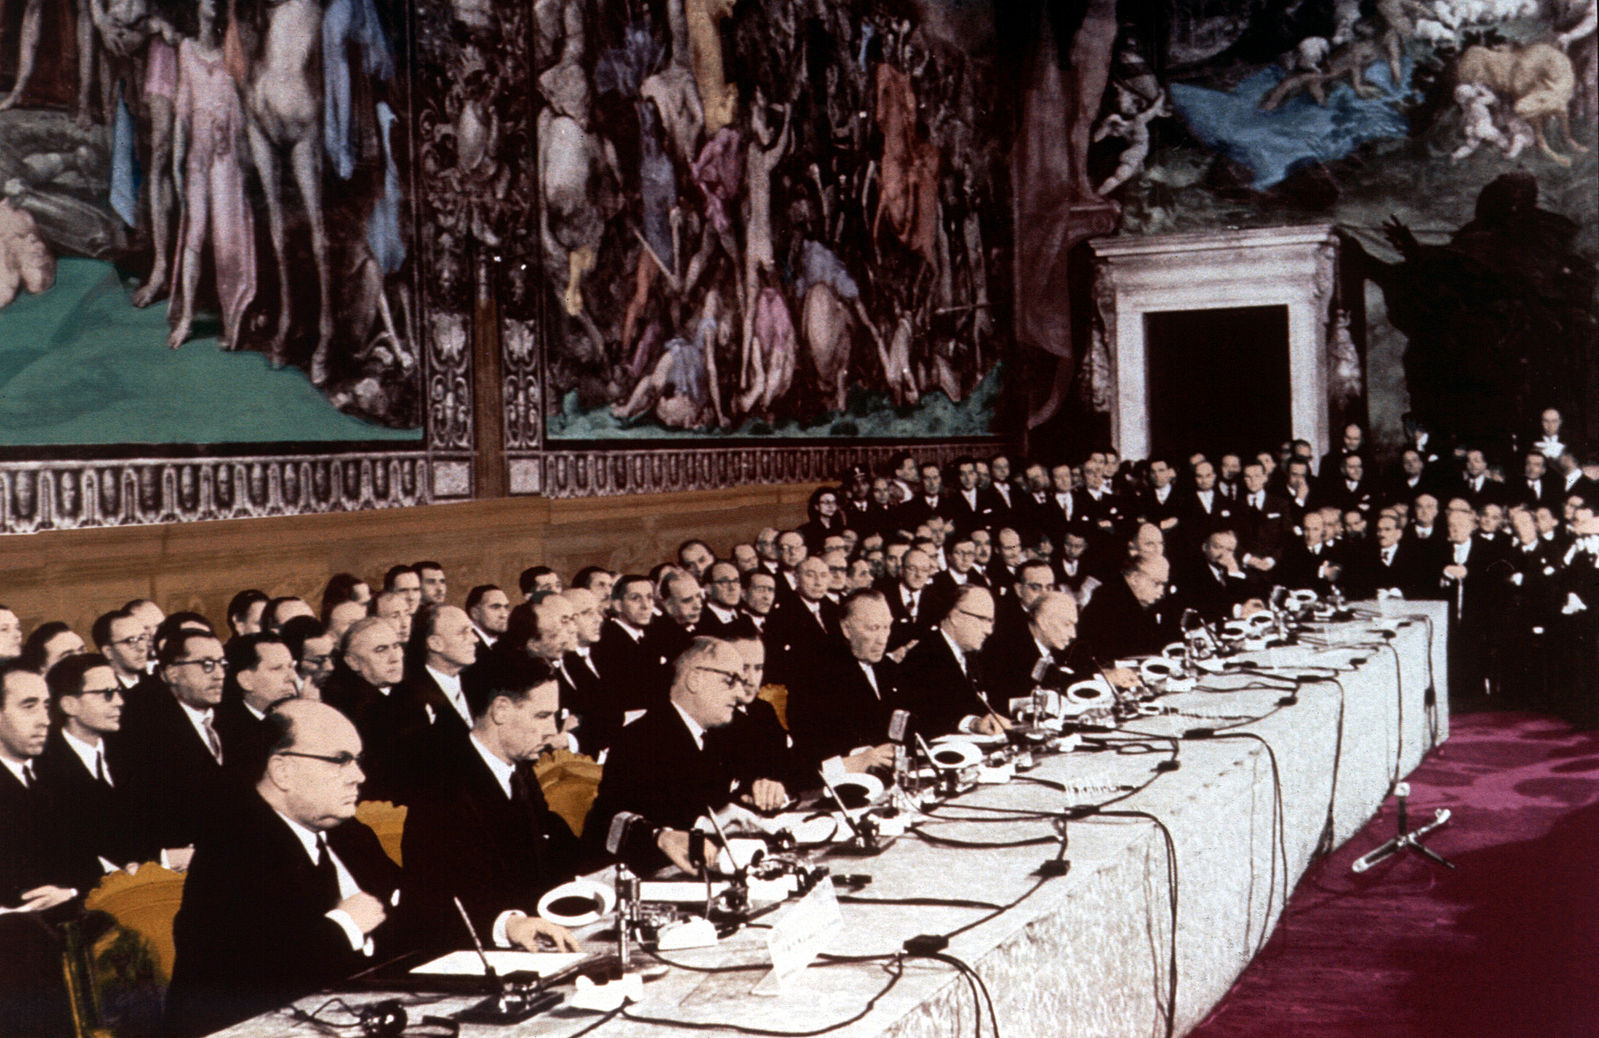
[535,0,1012,441]
[0,0,421,445]
[1020,0,1596,451]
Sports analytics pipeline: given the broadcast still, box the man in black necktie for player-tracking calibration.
[1,664,84,1038]
[218,633,302,781]
[593,576,662,712]
[1175,529,1255,623]
[701,562,755,637]
[740,570,778,635]
[979,454,1020,530]
[1347,512,1429,600]
[1517,450,1560,511]
[165,700,401,1038]
[1458,447,1509,508]
[1324,453,1376,516]
[945,456,990,537]
[886,547,936,651]
[767,557,840,691]
[894,586,1006,738]
[398,654,585,955]
[643,571,704,676]
[982,590,1081,707]
[1279,511,1344,595]
[1438,508,1504,704]
[36,654,150,874]
[786,591,898,775]
[558,587,620,755]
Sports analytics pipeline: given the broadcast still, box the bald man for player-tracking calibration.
[893,586,1006,738]
[165,700,401,1037]
[982,590,1081,706]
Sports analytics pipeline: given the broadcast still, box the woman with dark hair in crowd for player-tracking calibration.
[798,485,847,553]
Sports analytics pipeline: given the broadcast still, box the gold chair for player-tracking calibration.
[758,682,790,730]
[82,865,186,989]
[535,750,603,838]
[355,800,408,867]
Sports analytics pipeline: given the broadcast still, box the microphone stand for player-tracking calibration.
[819,771,888,855]
[1351,782,1456,873]
[452,896,562,1023]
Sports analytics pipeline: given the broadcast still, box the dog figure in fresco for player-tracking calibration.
[1456,41,1587,166]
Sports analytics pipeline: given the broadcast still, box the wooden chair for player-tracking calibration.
[534,749,603,838]
[83,865,186,987]
[758,683,790,730]
[355,800,408,866]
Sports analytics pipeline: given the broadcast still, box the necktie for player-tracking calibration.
[96,750,112,787]
[1252,494,1263,510]
[314,834,340,907]
[21,762,35,788]
[202,714,223,764]
[1383,549,1394,566]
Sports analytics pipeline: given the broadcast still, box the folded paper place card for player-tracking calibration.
[754,877,843,995]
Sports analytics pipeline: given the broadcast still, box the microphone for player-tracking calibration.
[887,708,913,744]
[605,810,648,857]
[819,769,887,854]
[453,896,499,987]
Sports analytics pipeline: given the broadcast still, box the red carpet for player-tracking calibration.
[1190,712,1599,1038]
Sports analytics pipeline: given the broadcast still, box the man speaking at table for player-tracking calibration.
[165,700,401,1038]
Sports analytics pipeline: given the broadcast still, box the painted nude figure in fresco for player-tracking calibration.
[168,0,255,350]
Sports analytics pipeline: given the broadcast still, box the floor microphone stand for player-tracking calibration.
[1351,782,1456,873]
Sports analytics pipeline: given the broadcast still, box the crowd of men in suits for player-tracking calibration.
[3,415,1598,1036]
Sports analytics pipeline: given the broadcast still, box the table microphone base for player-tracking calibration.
[1351,783,1456,873]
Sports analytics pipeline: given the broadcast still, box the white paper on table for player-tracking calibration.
[640,880,731,902]
[408,950,588,977]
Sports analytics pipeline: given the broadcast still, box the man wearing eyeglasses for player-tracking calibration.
[399,654,586,956]
[699,562,754,638]
[92,608,153,693]
[584,638,752,874]
[165,700,401,1038]
[119,630,240,871]
[894,586,1009,739]
[35,654,151,876]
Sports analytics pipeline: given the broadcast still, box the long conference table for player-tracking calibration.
[219,602,1449,1038]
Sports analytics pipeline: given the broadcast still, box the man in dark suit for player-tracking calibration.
[1177,460,1235,542]
[91,608,154,695]
[719,635,812,794]
[786,590,897,775]
[641,571,704,674]
[398,654,585,955]
[1236,461,1295,571]
[1318,422,1367,487]
[986,527,1026,596]
[118,630,238,867]
[893,586,1006,739]
[1345,513,1431,600]
[1136,457,1183,535]
[1322,453,1377,517]
[701,562,755,638]
[1382,448,1435,507]
[979,454,1022,532]
[1517,450,1562,511]
[1073,557,1172,664]
[893,461,954,534]
[399,604,478,735]
[465,584,511,651]
[926,534,988,618]
[584,638,761,874]
[557,587,620,755]
[165,700,402,1038]
[1034,463,1081,550]
[1458,448,1510,509]
[1174,529,1255,623]
[1277,511,1345,596]
[1437,508,1507,704]
[740,570,778,638]
[218,633,301,781]
[982,590,1080,707]
[35,654,150,874]
[321,617,407,801]
[885,547,937,651]
[1,665,85,1038]
[1280,458,1318,523]
[593,575,662,713]
[944,457,992,537]
[1407,492,1446,549]
[766,557,840,690]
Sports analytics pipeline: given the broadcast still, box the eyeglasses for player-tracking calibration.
[275,750,365,770]
[171,658,229,674]
[956,609,996,627]
[694,666,748,691]
[79,687,122,701]
[109,634,151,647]
[300,655,334,669]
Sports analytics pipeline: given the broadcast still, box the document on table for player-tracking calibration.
[409,950,589,977]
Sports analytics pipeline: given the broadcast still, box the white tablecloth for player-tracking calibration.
[218,605,1448,1038]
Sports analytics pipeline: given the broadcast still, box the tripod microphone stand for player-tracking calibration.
[1351,782,1456,873]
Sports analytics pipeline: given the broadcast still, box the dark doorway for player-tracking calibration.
[1145,305,1290,458]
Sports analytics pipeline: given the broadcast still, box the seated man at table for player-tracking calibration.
[1072,557,1171,666]
[893,586,1009,738]
[583,638,750,875]
[982,590,1082,706]
[398,654,584,955]
[165,700,401,1038]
